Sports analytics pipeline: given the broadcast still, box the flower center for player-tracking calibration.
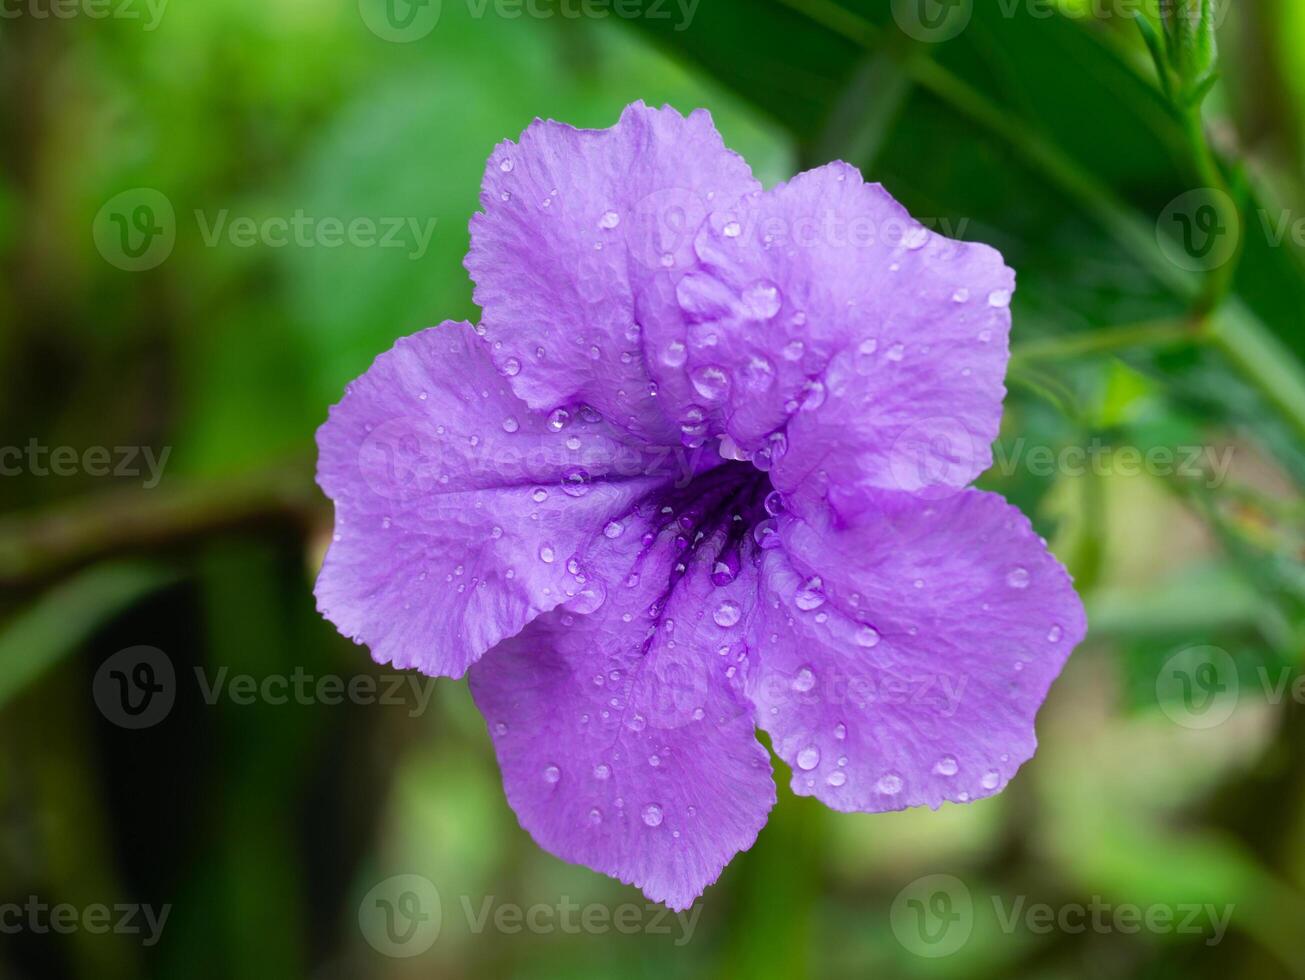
[642,460,775,588]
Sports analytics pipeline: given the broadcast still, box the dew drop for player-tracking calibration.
[740,281,782,320]
[987,289,1012,308]
[722,221,742,238]
[531,487,548,503]
[593,763,610,780]
[543,765,560,783]
[834,723,846,740]
[1006,567,1030,589]
[502,417,519,433]
[952,288,970,303]
[641,804,664,827]
[499,158,514,173]
[796,746,821,771]
[588,808,602,825]
[792,666,816,693]
[855,626,880,648]
[782,339,806,362]
[539,545,556,564]
[598,209,621,229]
[714,600,742,628]
[794,576,826,611]
[662,341,687,368]
[603,520,624,539]
[877,773,903,795]
[886,343,906,362]
[1047,624,1063,643]
[691,364,731,401]
[560,466,591,497]
[934,756,959,777]
[503,357,521,377]
[827,771,847,787]
[981,770,1001,790]
[547,408,570,432]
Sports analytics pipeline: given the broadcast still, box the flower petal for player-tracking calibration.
[465,101,760,444]
[747,489,1085,811]
[647,161,1013,497]
[315,321,679,679]
[469,491,774,910]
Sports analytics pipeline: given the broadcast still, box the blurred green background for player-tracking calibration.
[2,0,1305,976]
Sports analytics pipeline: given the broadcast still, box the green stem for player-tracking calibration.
[1010,318,1205,364]
[777,0,1305,452]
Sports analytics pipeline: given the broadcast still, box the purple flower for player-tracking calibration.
[315,103,1087,910]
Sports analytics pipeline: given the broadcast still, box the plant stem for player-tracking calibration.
[1010,318,1206,364]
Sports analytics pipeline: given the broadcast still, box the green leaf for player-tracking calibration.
[0,562,177,710]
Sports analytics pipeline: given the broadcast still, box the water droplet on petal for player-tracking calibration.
[691,364,731,401]
[503,357,521,376]
[722,221,742,238]
[792,667,816,693]
[593,763,610,780]
[855,626,880,648]
[934,756,958,777]
[662,341,687,368]
[981,770,1001,790]
[753,518,781,550]
[877,773,903,795]
[598,209,620,229]
[740,281,782,320]
[714,600,742,628]
[502,417,519,433]
[499,158,515,173]
[641,804,664,827]
[543,765,560,783]
[796,746,820,771]
[539,545,556,564]
[794,576,826,611]
[1047,624,1063,642]
[988,289,1012,308]
[1007,567,1030,589]
[827,771,847,787]
[560,466,591,497]
[588,808,602,825]
[547,408,570,432]
[603,520,624,539]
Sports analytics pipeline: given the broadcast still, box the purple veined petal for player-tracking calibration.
[746,489,1086,811]
[640,160,1012,494]
[465,101,761,446]
[315,320,685,679]
[469,476,775,911]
